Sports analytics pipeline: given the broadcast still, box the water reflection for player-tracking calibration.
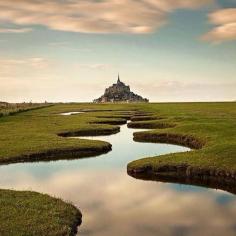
[0,169,235,236]
[60,111,84,115]
[129,172,236,195]
[0,125,235,236]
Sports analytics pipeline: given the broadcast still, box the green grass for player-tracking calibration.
[0,189,81,236]
[127,102,236,176]
[0,103,136,163]
[0,102,236,234]
[0,102,235,172]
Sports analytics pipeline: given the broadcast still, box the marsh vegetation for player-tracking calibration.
[0,102,235,235]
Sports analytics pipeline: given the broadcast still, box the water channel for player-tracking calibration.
[0,118,235,236]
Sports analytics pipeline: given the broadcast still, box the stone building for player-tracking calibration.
[93,74,149,103]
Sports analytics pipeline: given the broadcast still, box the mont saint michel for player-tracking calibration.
[93,75,149,103]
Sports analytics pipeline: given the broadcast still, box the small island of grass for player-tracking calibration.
[0,189,82,236]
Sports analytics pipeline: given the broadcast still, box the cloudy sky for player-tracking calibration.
[0,0,236,102]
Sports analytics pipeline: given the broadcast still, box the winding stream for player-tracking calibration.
[0,119,236,235]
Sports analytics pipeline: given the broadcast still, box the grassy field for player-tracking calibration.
[0,103,136,164]
[0,102,236,235]
[0,102,235,171]
[127,102,236,181]
[0,189,81,236]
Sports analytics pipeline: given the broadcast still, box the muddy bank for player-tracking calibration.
[127,165,236,195]
[0,144,112,165]
[58,126,120,137]
[130,116,164,122]
[128,121,175,129]
[90,119,127,125]
[133,132,205,149]
[69,208,83,236]
[97,115,132,120]
[133,111,154,116]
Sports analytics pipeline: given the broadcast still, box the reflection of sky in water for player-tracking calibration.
[0,125,235,235]
[60,111,85,115]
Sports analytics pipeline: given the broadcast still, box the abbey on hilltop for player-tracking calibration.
[93,74,149,103]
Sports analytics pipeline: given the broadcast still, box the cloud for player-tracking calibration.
[0,57,49,69]
[75,63,112,70]
[202,8,236,42]
[0,0,212,34]
[0,57,50,78]
[0,27,32,33]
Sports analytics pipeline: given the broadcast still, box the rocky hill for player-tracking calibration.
[93,75,149,103]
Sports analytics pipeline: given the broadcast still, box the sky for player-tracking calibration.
[0,0,236,103]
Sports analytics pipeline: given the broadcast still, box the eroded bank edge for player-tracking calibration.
[127,117,236,194]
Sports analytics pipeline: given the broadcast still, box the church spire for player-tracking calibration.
[117,73,121,83]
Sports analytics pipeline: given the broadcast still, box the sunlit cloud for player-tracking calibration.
[0,27,32,33]
[0,0,213,34]
[202,8,236,43]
